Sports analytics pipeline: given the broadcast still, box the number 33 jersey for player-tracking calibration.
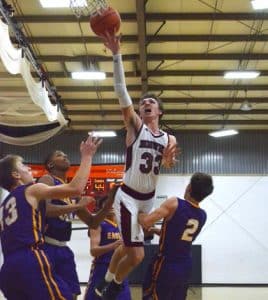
[123,124,169,194]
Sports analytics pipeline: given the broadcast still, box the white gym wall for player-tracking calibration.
[70,175,268,284]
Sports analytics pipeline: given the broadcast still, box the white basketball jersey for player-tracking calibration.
[123,124,169,194]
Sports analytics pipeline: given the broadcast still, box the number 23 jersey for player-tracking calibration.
[123,124,169,194]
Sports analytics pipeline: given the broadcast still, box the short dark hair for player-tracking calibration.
[0,155,22,191]
[190,172,214,202]
[44,150,57,171]
[140,93,164,119]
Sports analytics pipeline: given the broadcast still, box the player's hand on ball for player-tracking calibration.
[101,30,121,55]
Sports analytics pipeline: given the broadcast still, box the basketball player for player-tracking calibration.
[0,135,101,300]
[139,172,214,300]
[84,185,131,300]
[38,150,116,300]
[96,32,178,299]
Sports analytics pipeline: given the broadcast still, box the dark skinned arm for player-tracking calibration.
[77,185,120,229]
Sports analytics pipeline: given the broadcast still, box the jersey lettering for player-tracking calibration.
[139,140,165,154]
[181,219,199,242]
[0,197,18,232]
[139,152,162,175]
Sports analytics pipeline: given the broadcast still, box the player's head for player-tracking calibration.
[44,150,70,173]
[0,155,33,191]
[185,172,214,202]
[139,93,164,121]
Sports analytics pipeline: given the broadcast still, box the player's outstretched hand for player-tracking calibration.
[162,143,181,168]
[101,30,121,55]
[80,133,102,158]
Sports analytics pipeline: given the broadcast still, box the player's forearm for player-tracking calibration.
[76,207,94,227]
[91,243,118,257]
[113,54,132,108]
[89,206,111,229]
[139,210,164,229]
[68,155,92,195]
[139,214,156,229]
[46,203,80,217]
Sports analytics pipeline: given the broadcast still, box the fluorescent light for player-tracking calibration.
[209,129,239,138]
[90,131,117,137]
[251,0,268,10]
[224,71,260,79]
[40,0,87,8]
[240,100,253,111]
[71,71,106,80]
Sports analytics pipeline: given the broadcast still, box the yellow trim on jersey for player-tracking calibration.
[32,208,39,243]
[104,218,118,228]
[38,210,44,244]
[186,199,200,208]
[159,220,167,253]
[40,250,66,300]
[52,175,66,184]
[33,249,56,300]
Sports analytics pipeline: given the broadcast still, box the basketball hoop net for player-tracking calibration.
[70,0,108,18]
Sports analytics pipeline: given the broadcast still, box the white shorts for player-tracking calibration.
[114,187,154,246]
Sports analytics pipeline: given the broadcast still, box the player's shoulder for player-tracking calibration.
[163,196,179,210]
[168,133,177,143]
[38,174,55,185]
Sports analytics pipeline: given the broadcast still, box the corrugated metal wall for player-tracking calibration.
[0,131,267,174]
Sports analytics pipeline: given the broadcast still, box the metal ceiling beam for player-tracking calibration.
[57,85,268,92]
[0,71,136,79]
[67,109,268,116]
[15,13,268,23]
[4,69,266,79]
[1,84,268,92]
[147,53,268,61]
[37,53,268,63]
[136,0,148,94]
[18,35,268,44]
[71,120,268,126]
[148,70,268,76]
[62,97,268,105]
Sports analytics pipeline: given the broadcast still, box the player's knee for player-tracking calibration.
[128,248,144,267]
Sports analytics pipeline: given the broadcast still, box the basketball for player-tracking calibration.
[89,7,121,37]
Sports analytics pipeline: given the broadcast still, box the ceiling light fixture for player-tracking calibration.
[240,100,253,111]
[71,71,106,80]
[208,129,239,138]
[224,71,260,79]
[40,0,87,8]
[251,0,268,10]
[90,131,117,137]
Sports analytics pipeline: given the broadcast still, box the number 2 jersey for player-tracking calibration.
[123,124,169,195]
[0,184,45,258]
[159,198,207,260]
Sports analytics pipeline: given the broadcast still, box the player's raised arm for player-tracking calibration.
[138,197,178,229]
[102,31,142,136]
[28,135,102,202]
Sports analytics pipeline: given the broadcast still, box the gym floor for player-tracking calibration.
[78,285,268,300]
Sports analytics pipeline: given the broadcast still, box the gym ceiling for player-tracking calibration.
[1,0,268,132]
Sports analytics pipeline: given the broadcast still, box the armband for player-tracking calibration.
[113,54,132,108]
